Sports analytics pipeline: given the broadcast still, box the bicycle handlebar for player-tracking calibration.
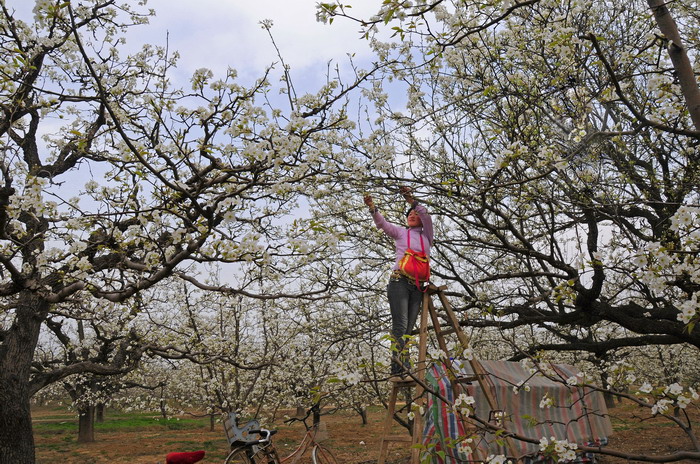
[248,428,277,444]
[283,402,323,428]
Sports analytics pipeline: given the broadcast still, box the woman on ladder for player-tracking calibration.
[364,186,434,380]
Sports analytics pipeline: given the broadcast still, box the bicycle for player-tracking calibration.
[223,407,337,464]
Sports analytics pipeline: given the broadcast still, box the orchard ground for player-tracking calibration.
[33,400,699,464]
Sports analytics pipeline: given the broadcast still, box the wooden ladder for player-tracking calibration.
[376,284,521,464]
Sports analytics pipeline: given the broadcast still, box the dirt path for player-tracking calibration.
[33,402,699,463]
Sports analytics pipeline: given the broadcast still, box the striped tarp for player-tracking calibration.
[422,360,612,463]
[422,363,471,464]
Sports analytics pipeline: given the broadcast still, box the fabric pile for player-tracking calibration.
[422,360,612,463]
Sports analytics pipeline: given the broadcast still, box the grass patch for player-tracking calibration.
[34,421,78,433]
[34,413,73,420]
[34,411,211,434]
[95,416,205,431]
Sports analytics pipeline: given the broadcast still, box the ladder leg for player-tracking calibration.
[415,291,430,382]
[435,287,523,461]
[377,383,400,464]
[409,394,423,464]
[379,293,431,464]
[378,380,415,464]
[408,292,432,464]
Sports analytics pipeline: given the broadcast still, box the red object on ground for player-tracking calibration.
[165,450,206,464]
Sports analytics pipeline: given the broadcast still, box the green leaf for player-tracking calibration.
[383,8,395,24]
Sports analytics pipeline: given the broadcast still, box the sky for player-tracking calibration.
[7,0,380,90]
[6,0,388,196]
[127,0,379,90]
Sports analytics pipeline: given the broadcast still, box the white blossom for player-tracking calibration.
[639,382,653,394]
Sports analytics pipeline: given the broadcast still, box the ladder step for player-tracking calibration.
[426,284,448,295]
[381,436,413,443]
[410,326,454,336]
[389,377,417,385]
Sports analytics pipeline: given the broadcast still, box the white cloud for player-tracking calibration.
[131,0,377,85]
[8,0,379,89]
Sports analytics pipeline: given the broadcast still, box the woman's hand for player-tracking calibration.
[363,194,375,210]
[399,186,415,204]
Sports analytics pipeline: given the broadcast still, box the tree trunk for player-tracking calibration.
[0,295,48,463]
[647,0,700,131]
[312,404,321,425]
[78,405,96,443]
[354,406,368,425]
[96,403,105,423]
[359,407,368,425]
[0,369,35,462]
[603,391,617,409]
[160,399,168,420]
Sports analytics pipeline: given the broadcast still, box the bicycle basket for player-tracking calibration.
[224,412,261,445]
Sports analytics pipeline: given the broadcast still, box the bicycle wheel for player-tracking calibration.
[225,447,253,464]
[258,445,281,464]
[311,444,337,464]
[226,445,281,464]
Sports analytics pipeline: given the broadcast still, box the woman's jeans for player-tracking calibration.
[387,274,423,375]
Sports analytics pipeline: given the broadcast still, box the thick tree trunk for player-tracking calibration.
[0,295,48,463]
[0,370,34,462]
[78,405,96,443]
[647,0,700,131]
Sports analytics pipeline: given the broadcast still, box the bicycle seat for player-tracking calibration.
[165,450,205,464]
[224,412,262,445]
